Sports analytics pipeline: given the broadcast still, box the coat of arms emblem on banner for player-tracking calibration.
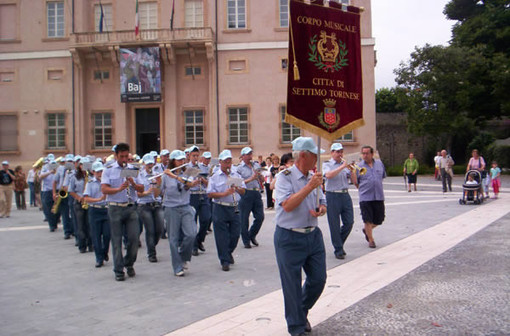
[319,99,340,130]
[308,31,349,73]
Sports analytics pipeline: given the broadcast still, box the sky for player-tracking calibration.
[371,0,456,89]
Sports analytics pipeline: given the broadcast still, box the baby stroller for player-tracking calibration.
[459,170,484,205]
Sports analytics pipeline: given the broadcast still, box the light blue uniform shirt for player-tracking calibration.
[188,162,209,192]
[206,168,245,204]
[236,161,262,189]
[136,168,161,204]
[357,159,386,202]
[54,165,66,190]
[274,165,326,229]
[322,158,351,191]
[68,174,86,198]
[83,177,107,206]
[101,161,138,203]
[160,173,190,207]
[39,165,55,192]
[62,169,75,188]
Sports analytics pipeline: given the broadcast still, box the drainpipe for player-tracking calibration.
[71,0,76,153]
[215,0,220,154]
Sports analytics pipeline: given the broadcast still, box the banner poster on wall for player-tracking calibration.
[120,47,162,102]
[286,0,364,141]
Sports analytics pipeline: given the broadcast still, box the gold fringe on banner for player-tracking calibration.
[285,113,365,143]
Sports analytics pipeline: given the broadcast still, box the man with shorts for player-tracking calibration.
[356,145,386,248]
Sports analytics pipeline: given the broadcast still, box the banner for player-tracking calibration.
[120,47,162,102]
[286,0,364,141]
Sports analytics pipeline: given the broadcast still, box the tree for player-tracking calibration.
[375,87,400,113]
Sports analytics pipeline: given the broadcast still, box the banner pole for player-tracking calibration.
[316,135,321,212]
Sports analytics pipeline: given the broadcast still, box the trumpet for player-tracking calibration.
[347,162,367,176]
[51,189,68,214]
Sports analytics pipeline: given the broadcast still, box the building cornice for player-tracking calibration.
[0,50,71,61]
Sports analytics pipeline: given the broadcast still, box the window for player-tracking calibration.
[47,69,63,81]
[47,1,64,38]
[185,66,201,76]
[281,58,288,71]
[184,110,204,146]
[227,0,246,29]
[0,71,15,83]
[280,105,300,143]
[94,3,113,32]
[228,107,248,145]
[228,59,247,72]
[335,131,353,142]
[93,70,110,81]
[93,113,113,149]
[47,113,66,149]
[279,0,288,28]
[0,115,17,151]
[139,2,158,29]
[0,4,17,40]
[185,0,203,27]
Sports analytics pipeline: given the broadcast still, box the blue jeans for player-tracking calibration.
[74,203,91,251]
[28,182,35,206]
[325,192,354,256]
[274,226,327,335]
[108,205,139,276]
[239,190,265,245]
[190,194,212,249]
[165,205,196,274]
[212,203,240,266]
[88,207,111,263]
[41,191,57,230]
[137,204,164,258]
[59,196,72,236]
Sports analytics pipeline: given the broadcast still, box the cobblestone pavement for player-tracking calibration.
[0,175,508,335]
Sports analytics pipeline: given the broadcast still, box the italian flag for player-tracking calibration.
[135,0,139,36]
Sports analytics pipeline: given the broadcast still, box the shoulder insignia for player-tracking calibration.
[283,169,291,176]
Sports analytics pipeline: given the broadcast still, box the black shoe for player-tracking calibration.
[88,245,94,252]
[50,228,55,232]
[115,273,125,281]
[127,267,136,277]
[64,234,71,240]
[148,256,158,263]
[305,319,312,332]
[138,240,142,247]
[244,243,252,249]
[79,249,87,254]
[95,261,103,268]
[250,237,259,247]
[222,263,230,272]
[197,242,206,252]
[161,233,167,239]
[229,254,235,264]
[335,253,345,260]
[104,253,109,262]
[192,249,199,256]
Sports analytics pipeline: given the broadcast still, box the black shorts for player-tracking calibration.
[360,201,385,225]
[407,174,417,184]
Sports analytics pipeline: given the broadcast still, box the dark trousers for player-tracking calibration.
[441,168,452,192]
[264,183,274,208]
[190,194,212,249]
[137,204,164,258]
[325,192,354,256]
[274,226,327,335]
[212,203,240,266]
[28,182,35,206]
[89,207,111,263]
[59,196,72,236]
[15,191,26,210]
[108,205,139,276]
[74,203,91,252]
[41,191,57,230]
[239,190,265,245]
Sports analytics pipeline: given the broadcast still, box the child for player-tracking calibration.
[464,173,478,199]
[490,161,501,199]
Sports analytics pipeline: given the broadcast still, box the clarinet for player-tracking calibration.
[122,163,132,203]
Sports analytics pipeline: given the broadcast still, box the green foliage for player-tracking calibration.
[485,144,510,168]
[466,132,495,157]
[376,87,401,113]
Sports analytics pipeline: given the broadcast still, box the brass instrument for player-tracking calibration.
[32,157,44,169]
[348,162,367,176]
[81,172,89,210]
[51,189,68,214]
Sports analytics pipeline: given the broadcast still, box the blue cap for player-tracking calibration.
[143,155,155,164]
[218,150,233,161]
[160,149,170,156]
[170,150,186,160]
[73,155,82,162]
[201,152,212,159]
[65,154,74,161]
[91,161,104,172]
[292,137,324,155]
[330,143,343,151]
[240,147,253,155]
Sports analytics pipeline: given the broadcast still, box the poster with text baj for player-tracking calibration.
[120,47,162,102]
[286,0,363,141]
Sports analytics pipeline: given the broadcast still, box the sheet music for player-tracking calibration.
[227,177,244,188]
[120,169,139,178]
[183,167,200,178]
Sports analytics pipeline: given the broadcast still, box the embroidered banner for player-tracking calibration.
[286,0,364,141]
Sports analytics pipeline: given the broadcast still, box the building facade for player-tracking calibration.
[0,0,375,167]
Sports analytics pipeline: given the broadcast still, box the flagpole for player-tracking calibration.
[316,136,321,212]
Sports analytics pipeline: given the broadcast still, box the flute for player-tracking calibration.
[147,163,189,181]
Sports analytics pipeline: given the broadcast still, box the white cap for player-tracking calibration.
[143,155,155,165]
[73,155,82,162]
[218,150,233,161]
[170,150,186,160]
[92,161,104,172]
[1,160,8,165]
[330,143,343,151]
[188,145,199,153]
[160,149,170,156]
[292,137,325,155]
[201,152,212,159]
[240,147,253,155]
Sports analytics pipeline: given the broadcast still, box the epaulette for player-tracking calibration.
[282,169,291,176]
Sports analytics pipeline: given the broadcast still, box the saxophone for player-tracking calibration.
[51,189,68,214]
[81,172,89,210]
